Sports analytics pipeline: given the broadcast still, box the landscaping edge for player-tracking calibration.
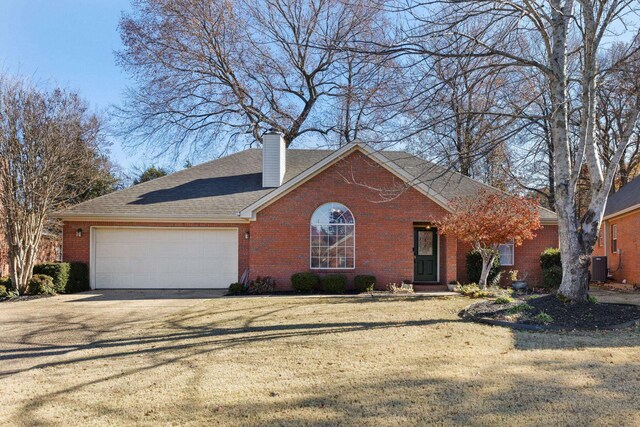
[468,315,640,332]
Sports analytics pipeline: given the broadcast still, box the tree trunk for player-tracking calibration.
[557,235,590,301]
[546,0,592,302]
[478,252,495,289]
[6,213,43,295]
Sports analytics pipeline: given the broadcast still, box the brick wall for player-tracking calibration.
[62,221,250,281]
[250,151,553,290]
[250,151,455,289]
[455,226,558,287]
[601,211,640,285]
[592,224,606,257]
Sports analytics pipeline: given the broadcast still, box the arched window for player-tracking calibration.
[310,202,355,269]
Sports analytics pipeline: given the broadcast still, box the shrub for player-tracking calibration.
[540,248,562,270]
[27,274,56,295]
[386,283,414,294]
[587,295,598,304]
[0,276,11,289]
[466,250,502,286]
[542,265,563,290]
[507,303,533,314]
[33,263,70,294]
[0,285,8,298]
[457,283,491,298]
[533,311,554,324]
[354,275,376,293]
[228,282,246,295]
[291,272,320,293]
[494,295,514,304]
[321,275,347,294]
[248,276,275,295]
[67,262,90,293]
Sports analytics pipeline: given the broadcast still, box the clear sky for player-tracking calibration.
[0,0,144,170]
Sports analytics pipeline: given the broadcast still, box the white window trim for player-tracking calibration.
[598,229,603,247]
[611,224,617,253]
[309,202,356,270]
[498,240,515,266]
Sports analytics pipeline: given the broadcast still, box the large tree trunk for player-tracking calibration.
[556,231,591,301]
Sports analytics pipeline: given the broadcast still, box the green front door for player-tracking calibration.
[414,228,438,282]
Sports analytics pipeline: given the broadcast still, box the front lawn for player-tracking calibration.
[1,295,639,425]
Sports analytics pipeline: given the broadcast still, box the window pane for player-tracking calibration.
[418,231,434,255]
[498,242,514,265]
[344,247,354,258]
[310,203,355,269]
[339,210,354,224]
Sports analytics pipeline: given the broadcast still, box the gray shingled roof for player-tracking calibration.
[378,151,556,221]
[605,176,640,217]
[57,147,557,221]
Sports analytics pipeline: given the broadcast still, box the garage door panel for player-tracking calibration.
[93,228,238,289]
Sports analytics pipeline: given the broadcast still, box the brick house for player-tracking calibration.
[592,176,640,285]
[55,135,558,291]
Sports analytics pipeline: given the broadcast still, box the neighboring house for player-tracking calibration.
[592,176,640,285]
[55,134,558,290]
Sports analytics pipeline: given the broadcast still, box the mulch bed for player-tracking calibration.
[0,294,52,303]
[461,294,640,330]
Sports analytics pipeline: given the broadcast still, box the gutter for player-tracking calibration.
[55,214,250,224]
[603,203,640,221]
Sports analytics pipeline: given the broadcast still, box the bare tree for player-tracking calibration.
[505,68,558,209]
[597,43,640,190]
[385,0,640,302]
[422,40,519,180]
[330,46,402,146]
[116,0,392,157]
[0,77,109,294]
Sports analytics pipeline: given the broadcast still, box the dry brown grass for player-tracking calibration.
[1,294,639,426]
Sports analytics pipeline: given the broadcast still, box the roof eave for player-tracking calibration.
[56,214,250,223]
[603,203,640,221]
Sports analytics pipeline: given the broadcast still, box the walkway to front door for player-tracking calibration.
[414,227,438,282]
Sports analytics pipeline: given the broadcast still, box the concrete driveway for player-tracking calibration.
[0,290,226,376]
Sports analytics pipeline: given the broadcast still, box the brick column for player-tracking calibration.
[443,234,458,284]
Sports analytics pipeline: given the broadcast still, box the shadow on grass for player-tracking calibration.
[202,359,640,426]
[13,348,640,426]
[4,295,640,426]
[0,318,455,376]
[64,289,227,302]
[512,326,640,351]
[66,290,453,303]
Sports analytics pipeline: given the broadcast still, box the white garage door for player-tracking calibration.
[92,228,238,289]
